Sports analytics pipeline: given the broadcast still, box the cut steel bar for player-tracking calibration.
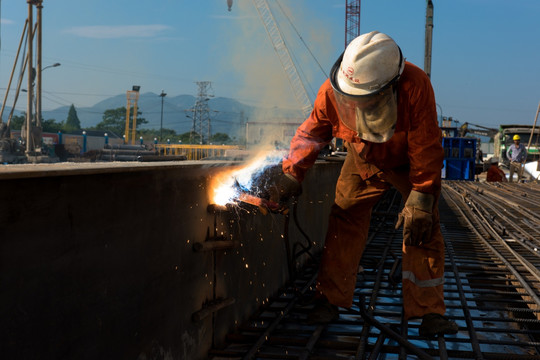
[443,184,540,306]
[355,296,434,360]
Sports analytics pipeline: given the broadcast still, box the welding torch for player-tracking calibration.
[235,192,288,215]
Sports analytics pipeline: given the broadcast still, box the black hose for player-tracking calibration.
[290,197,316,269]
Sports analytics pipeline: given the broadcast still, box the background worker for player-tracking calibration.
[269,31,458,338]
[506,134,527,182]
[486,157,507,182]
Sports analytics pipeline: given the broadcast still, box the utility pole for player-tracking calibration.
[25,0,35,155]
[24,0,44,157]
[424,0,434,78]
[35,0,43,148]
[159,90,166,142]
[189,81,213,145]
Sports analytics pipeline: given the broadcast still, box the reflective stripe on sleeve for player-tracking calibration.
[402,271,444,287]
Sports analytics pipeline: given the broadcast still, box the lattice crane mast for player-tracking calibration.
[345,0,361,49]
[251,0,313,119]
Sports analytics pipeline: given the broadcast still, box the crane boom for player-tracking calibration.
[251,0,313,118]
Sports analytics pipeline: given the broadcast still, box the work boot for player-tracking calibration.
[419,313,459,338]
[303,296,339,325]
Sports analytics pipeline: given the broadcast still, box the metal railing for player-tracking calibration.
[155,144,243,160]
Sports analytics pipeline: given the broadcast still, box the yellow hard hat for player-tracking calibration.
[513,134,521,141]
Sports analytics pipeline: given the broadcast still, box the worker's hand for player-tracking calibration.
[395,190,434,246]
[268,173,301,204]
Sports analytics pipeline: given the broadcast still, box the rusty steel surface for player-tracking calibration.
[209,181,540,359]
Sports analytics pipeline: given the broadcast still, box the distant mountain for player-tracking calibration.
[36,92,304,139]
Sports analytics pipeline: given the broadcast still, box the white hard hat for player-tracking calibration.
[330,31,404,143]
[490,157,499,164]
[336,31,405,96]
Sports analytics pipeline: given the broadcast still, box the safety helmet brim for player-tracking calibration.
[330,53,399,143]
[336,31,405,96]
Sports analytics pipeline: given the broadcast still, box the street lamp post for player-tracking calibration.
[42,62,61,72]
[159,90,167,142]
[26,0,34,155]
[36,62,60,127]
[33,62,61,153]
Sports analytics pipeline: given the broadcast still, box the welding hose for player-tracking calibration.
[291,197,315,262]
[281,195,315,280]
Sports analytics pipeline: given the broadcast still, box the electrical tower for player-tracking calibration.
[345,0,361,49]
[189,81,214,144]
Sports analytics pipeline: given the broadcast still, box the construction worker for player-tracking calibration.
[269,31,458,338]
[486,157,507,182]
[506,134,526,182]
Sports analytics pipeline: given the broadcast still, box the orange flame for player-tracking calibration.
[208,149,286,206]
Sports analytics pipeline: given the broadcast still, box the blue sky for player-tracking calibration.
[1,0,539,129]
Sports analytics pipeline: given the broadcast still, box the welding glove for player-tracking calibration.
[268,173,301,204]
[395,190,435,246]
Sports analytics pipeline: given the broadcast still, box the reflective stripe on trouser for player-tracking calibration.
[316,148,446,319]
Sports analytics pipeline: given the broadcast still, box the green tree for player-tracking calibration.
[8,114,63,133]
[210,132,232,144]
[9,114,25,130]
[179,131,196,144]
[138,128,178,143]
[42,119,64,133]
[94,107,147,137]
[63,104,81,133]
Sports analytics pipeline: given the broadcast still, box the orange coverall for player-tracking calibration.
[282,62,445,319]
[486,164,506,182]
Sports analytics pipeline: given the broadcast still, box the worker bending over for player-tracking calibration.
[269,31,458,338]
[486,157,507,182]
[506,134,526,182]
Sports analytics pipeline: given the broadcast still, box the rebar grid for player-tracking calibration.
[209,183,540,359]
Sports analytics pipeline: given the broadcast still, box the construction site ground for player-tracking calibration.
[2,160,540,359]
[209,181,540,360]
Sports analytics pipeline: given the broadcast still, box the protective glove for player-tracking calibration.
[395,190,434,246]
[268,173,301,204]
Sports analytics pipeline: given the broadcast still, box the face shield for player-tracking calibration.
[330,52,402,143]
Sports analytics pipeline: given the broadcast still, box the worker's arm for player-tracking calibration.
[394,67,443,246]
[282,83,334,182]
[520,144,527,162]
[406,69,444,196]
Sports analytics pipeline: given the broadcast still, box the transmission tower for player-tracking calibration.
[189,81,214,144]
[345,0,361,49]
